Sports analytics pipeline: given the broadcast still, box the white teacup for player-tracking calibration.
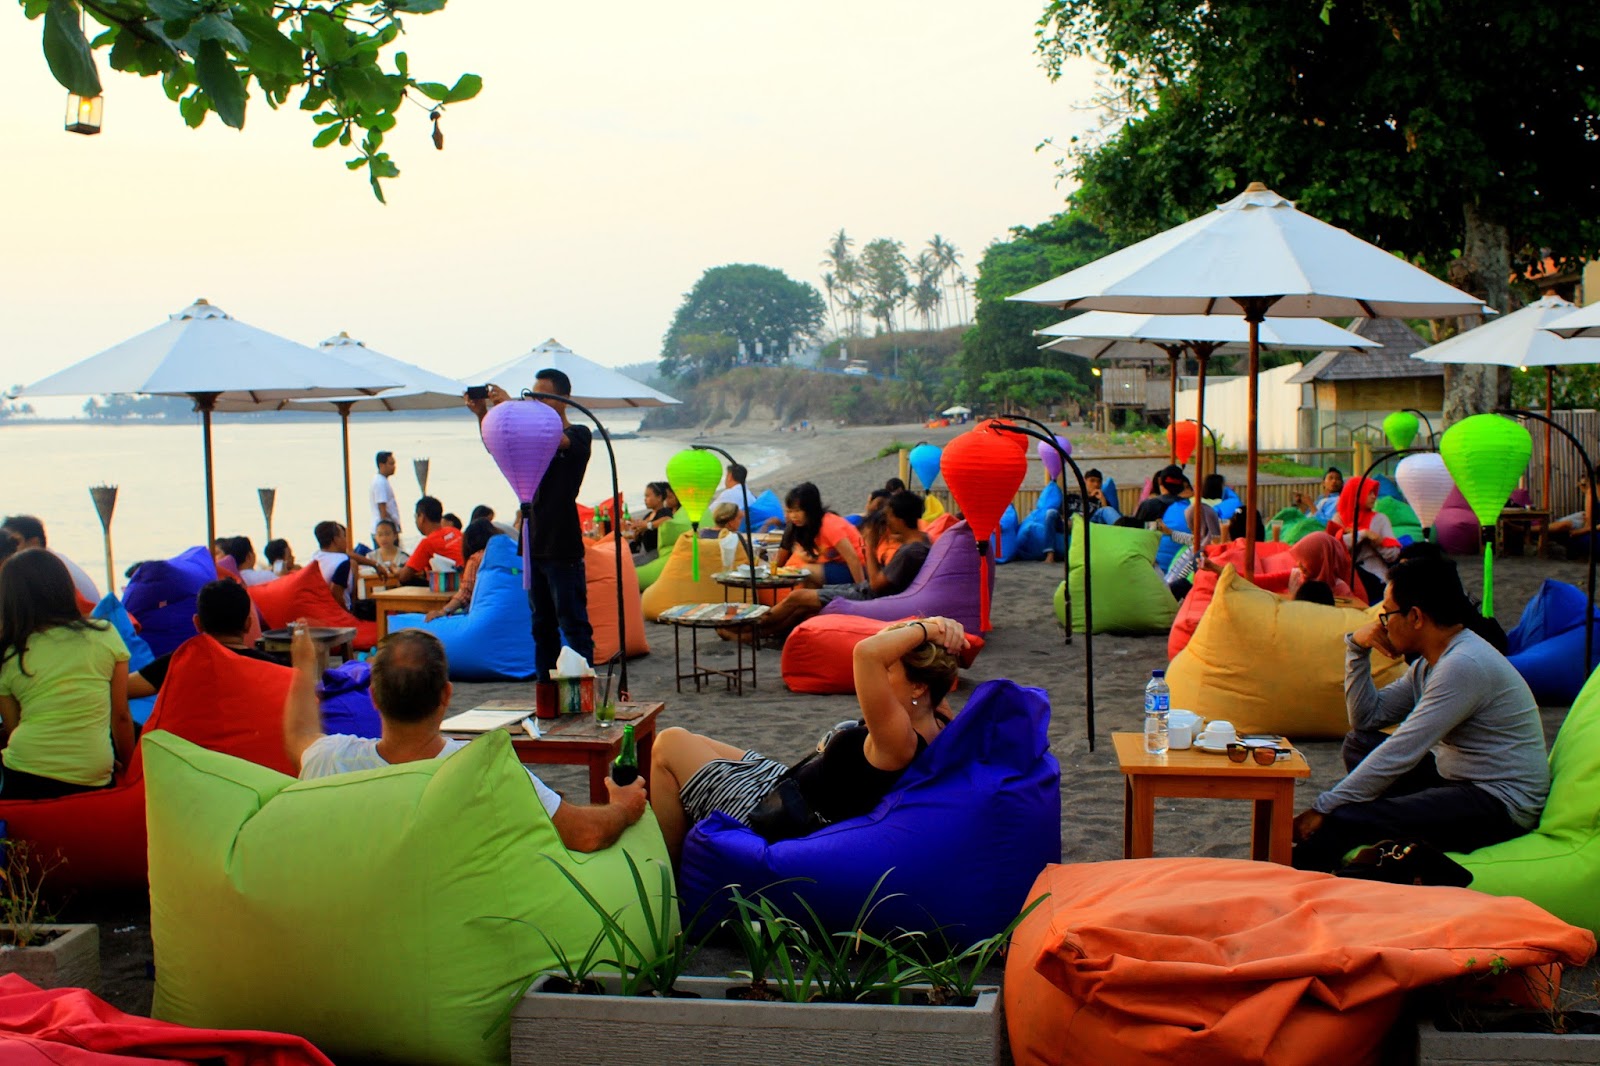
[1197,720,1237,748]
[1167,710,1202,750]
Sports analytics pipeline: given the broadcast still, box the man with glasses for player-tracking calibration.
[1291,556,1548,872]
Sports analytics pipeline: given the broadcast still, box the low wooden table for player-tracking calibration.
[1496,508,1550,558]
[1113,732,1311,865]
[371,586,455,639]
[445,701,664,803]
[657,603,769,695]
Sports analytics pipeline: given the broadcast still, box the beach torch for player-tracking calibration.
[667,449,723,580]
[1440,414,1532,616]
[414,457,431,497]
[257,487,276,542]
[89,485,117,596]
[942,425,1028,632]
[480,401,563,588]
[908,443,942,491]
[1383,410,1421,453]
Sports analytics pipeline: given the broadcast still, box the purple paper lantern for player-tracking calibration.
[480,399,564,587]
[1038,436,1072,482]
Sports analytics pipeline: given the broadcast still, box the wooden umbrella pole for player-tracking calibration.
[195,392,220,547]
[339,402,357,601]
[1166,347,1180,463]
[1545,368,1554,511]
[1193,347,1210,491]
[1240,299,1279,575]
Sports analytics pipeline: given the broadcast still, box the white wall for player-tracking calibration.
[1174,362,1303,450]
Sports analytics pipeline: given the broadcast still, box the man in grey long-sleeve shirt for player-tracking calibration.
[1292,556,1548,872]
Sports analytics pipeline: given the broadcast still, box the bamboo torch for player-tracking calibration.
[414,457,431,497]
[89,485,117,596]
[258,487,277,543]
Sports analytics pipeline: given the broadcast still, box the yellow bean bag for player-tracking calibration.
[639,533,749,621]
[922,494,946,521]
[144,728,672,1066]
[1166,566,1406,738]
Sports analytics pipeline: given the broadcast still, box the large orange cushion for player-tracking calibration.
[586,537,649,661]
[247,564,376,650]
[1005,858,1595,1066]
[781,615,985,695]
[0,635,298,891]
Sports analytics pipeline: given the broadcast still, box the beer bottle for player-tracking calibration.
[611,724,639,786]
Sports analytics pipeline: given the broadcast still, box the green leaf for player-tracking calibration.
[443,72,481,103]
[370,110,396,132]
[311,110,342,125]
[195,39,246,128]
[393,50,408,77]
[390,0,446,11]
[43,0,101,96]
[146,0,198,18]
[413,81,449,102]
[232,12,302,79]
[368,156,395,203]
[191,13,247,51]
[21,0,51,20]
[312,123,341,148]
[178,90,208,128]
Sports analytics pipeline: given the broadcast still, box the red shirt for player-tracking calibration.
[408,528,465,572]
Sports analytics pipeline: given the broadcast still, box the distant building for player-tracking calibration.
[1287,317,1441,449]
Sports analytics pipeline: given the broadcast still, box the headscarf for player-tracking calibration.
[1326,476,1401,556]
[1186,500,1222,544]
[1290,531,1364,604]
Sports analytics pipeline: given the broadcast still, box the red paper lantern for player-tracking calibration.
[976,419,1030,453]
[1168,420,1200,465]
[942,426,1028,632]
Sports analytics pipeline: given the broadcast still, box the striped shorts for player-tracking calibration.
[679,750,791,826]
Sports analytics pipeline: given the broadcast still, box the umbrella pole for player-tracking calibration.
[1545,369,1554,512]
[339,402,357,603]
[1194,348,1209,492]
[1240,300,1277,574]
[195,392,220,548]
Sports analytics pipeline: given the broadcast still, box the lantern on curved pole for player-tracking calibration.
[908,443,942,491]
[1037,435,1071,483]
[1394,453,1455,531]
[667,449,724,580]
[1440,414,1533,617]
[1383,409,1421,453]
[942,424,1028,633]
[1168,420,1200,467]
[480,399,565,586]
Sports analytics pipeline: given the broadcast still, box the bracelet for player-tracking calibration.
[912,621,929,642]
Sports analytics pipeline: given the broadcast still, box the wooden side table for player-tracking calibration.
[371,586,456,639]
[657,603,769,695]
[1495,508,1550,558]
[1113,732,1311,865]
[445,701,664,803]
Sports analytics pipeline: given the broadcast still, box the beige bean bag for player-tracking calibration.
[1166,566,1406,739]
[639,534,750,621]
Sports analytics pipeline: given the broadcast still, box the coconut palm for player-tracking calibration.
[821,229,863,337]
[925,236,954,327]
[911,252,943,331]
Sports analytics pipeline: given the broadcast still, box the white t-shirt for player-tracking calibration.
[370,473,400,533]
[308,550,347,583]
[712,485,754,513]
[241,568,278,586]
[298,734,562,815]
[52,549,101,604]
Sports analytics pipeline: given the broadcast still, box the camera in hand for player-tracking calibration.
[466,385,490,401]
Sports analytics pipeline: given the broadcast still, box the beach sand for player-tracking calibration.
[80,419,1593,1024]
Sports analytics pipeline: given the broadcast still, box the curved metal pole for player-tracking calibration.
[691,444,757,603]
[998,414,1097,751]
[1402,408,1437,448]
[529,394,631,699]
[1351,447,1429,596]
[1500,408,1597,673]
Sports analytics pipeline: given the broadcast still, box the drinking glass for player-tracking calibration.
[595,699,616,729]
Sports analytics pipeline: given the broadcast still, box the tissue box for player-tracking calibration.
[535,678,594,719]
[427,571,460,594]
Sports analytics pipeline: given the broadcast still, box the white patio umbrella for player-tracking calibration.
[1546,301,1600,341]
[286,332,469,555]
[21,299,401,545]
[473,338,679,409]
[1413,295,1600,507]
[942,405,973,417]
[1011,182,1485,570]
[1038,312,1379,472]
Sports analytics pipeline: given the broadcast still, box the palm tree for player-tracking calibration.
[925,236,953,327]
[932,238,965,324]
[821,229,861,337]
[953,270,972,324]
[861,238,911,334]
[911,251,943,331]
[821,271,841,339]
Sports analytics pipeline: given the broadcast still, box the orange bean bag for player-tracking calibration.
[1005,858,1595,1066]
[922,513,960,541]
[1168,544,1296,659]
[781,614,985,695]
[586,536,649,660]
[0,635,298,891]
[639,535,748,621]
[247,563,377,650]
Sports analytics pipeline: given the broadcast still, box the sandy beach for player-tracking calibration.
[79,418,1591,1023]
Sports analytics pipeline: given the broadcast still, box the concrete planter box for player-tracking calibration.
[511,974,1005,1066]
[1417,1017,1600,1064]
[0,924,99,992]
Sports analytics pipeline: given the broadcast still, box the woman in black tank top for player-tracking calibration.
[647,616,968,866]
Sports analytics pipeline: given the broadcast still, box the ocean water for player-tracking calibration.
[0,416,782,593]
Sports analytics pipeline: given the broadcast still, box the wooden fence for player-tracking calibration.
[1528,409,1597,515]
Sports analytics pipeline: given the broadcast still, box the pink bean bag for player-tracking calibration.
[781,614,986,694]
[1434,486,1484,555]
[820,520,987,633]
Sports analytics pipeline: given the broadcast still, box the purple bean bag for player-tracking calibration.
[317,660,383,738]
[677,678,1061,945]
[821,520,986,632]
[122,546,218,658]
[1433,486,1483,555]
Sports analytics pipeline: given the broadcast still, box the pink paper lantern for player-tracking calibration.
[480,399,565,586]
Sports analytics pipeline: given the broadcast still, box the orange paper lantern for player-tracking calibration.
[1168,420,1200,465]
[942,426,1028,632]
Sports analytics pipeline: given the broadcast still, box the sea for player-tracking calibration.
[0,416,785,593]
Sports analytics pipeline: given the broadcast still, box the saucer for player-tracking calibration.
[1194,739,1237,754]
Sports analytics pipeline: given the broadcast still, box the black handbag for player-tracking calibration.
[746,776,827,843]
[1335,839,1474,887]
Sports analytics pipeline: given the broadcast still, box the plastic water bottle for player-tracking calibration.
[1143,670,1170,755]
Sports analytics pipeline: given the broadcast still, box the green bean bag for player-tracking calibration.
[1270,506,1325,545]
[635,511,693,589]
[1373,496,1424,545]
[144,728,672,1066]
[1055,517,1177,635]
[1454,667,1600,935]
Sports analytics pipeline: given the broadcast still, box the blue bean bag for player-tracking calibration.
[122,547,217,658]
[1007,483,1065,563]
[317,660,383,737]
[742,489,784,533]
[1507,579,1600,706]
[677,678,1062,946]
[91,595,157,725]
[1155,500,1191,571]
[389,535,535,681]
[1213,487,1242,521]
[995,504,1024,563]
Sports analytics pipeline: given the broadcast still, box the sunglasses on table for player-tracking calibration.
[1227,743,1292,766]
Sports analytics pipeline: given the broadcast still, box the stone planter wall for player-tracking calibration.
[0,924,100,993]
[1417,1018,1600,1065]
[511,975,1004,1066]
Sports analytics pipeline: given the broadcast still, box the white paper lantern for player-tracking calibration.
[1395,453,1456,530]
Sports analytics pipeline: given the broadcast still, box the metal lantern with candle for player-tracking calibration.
[65,93,102,135]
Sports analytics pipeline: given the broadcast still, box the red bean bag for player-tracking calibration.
[0,636,298,892]
[922,513,960,541]
[781,614,985,695]
[247,564,376,650]
[0,974,332,1064]
[1005,858,1594,1066]
[1168,543,1296,659]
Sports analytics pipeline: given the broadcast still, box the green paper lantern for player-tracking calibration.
[1440,414,1532,616]
[1383,410,1421,452]
[666,448,724,579]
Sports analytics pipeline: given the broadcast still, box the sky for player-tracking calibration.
[0,1,1103,397]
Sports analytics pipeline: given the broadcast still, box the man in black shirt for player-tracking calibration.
[1122,465,1190,527]
[129,580,280,697]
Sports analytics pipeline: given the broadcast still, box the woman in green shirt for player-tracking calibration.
[0,549,133,799]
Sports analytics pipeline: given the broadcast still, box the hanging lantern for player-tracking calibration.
[480,400,565,588]
[908,443,942,490]
[667,449,724,579]
[976,419,1029,453]
[1383,410,1421,452]
[65,93,102,135]
[1394,453,1455,531]
[1168,420,1200,466]
[942,426,1028,632]
[1038,439,1062,482]
[1440,414,1532,616]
